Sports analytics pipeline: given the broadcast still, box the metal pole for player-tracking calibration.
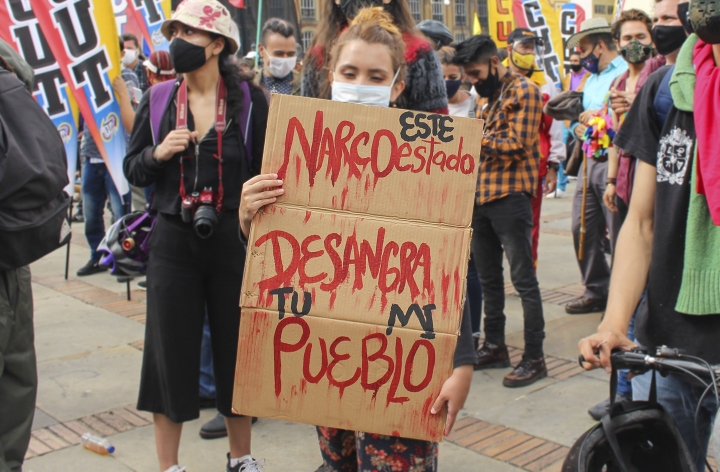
[65,202,72,280]
[255,0,263,68]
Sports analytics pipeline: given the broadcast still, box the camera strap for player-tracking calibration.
[176,78,227,211]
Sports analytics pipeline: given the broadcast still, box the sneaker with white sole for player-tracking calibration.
[227,453,265,472]
[545,188,566,199]
[164,466,186,472]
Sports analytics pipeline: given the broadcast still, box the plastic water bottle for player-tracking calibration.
[81,433,115,455]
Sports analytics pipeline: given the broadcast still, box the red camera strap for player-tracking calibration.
[176,78,227,209]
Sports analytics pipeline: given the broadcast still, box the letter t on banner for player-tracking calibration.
[125,0,171,52]
[31,0,130,197]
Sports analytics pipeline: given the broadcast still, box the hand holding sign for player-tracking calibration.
[239,174,285,238]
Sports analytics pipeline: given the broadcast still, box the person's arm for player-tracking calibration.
[249,85,268,177]
[603,146,619,212]
[430,300,475,435]
[113,76,136,133]
[483,80,542,160]
[578,160,656,371]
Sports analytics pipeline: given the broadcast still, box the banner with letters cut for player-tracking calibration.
[31,0,130,196]
[559,3,586,74]
[488,0,515,47]
[123,0,171,52]
[513,0,566,88]
[0,0,80,196]
[233,96,484,441]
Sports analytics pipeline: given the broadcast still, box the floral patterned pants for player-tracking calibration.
[316,427,439,472]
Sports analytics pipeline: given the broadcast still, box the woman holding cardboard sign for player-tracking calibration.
[123,1,268,471]
[240,8,476,471]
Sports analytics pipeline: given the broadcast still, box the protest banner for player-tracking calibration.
[124,0,172,52]
[488,0,515,47]
[31,0,130,197]
[0,0,80,196]
[113,0,145,42]
[513,0,566,88]
[233,95,483,441]
[559,3,586,73]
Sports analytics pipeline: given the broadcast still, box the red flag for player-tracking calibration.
[228,0,245,7]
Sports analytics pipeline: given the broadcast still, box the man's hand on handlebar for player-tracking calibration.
[578,330,638,373]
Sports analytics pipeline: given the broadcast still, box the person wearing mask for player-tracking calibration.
[579,0,720,467]
[452,35,547,388]
[585,9,656,421]
[123,1,268,470]
[121,33,148,92]
[240,8,476,471]
[505,28,564,270]
[76,39,138,277]
[143,50,177,88]
[302,0,448,115]
[552,51,590,199]
[564,19,628,315]
[438,46,484,350]
[254,18,300,96]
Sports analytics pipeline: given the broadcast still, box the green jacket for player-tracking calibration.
[674,34,720,315]
[252,67,301,96]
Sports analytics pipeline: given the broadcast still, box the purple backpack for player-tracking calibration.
[148,79,254,167]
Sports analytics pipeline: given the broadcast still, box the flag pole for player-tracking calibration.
[255,0,263,67]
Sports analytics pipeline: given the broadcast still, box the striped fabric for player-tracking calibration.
[475,72,542,205]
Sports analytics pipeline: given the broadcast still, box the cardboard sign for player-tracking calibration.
[233,95,483,442]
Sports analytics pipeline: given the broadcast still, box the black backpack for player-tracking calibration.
[0,68,71,270]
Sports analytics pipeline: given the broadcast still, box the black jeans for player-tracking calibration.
[471,194,545,359]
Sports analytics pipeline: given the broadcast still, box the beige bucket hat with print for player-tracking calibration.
[161,0,240,54]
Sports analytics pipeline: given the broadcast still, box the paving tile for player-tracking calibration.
[80,415,118,436]
[31,408,59,431]
[525,446,570,471]
[62,420,101,438]
[548,362,579,377]
[540,459,565,472]
[439,441,525,471]
[555,366,585,380]
[110,408,150,427]
[481,433,532,458]
[469,429,518,453]
[47,423,82,445]
[95,411,135,433]
[123,405,153,423]
[23,444,134,471]
[27,436,52,456]
[446,419,491,442]
[510,442,562,468]
[495,437,546,462]
[31,429,69,451]
[456,425,506,448]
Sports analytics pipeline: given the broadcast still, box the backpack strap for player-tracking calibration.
[149,80,178,145]
[239,80,253,168]
[653,65,675,131]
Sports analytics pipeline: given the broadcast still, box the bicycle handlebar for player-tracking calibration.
[579,347,720,382]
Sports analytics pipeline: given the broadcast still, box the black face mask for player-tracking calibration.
[678,2,695,34]
[170,38,210,74]
[474,65,500,98]
[651,25,687,55]
[338,0,383,20]
[570,63,584,73]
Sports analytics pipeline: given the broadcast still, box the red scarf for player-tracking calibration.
[693,40,720,225]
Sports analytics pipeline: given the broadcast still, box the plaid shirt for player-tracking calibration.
[475,71,542,205]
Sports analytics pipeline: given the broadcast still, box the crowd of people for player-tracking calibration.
[1,0,719,471]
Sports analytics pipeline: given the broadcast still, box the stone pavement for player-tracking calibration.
[22,182,616,472]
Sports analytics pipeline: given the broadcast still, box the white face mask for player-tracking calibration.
[266,56,296,78]
[331,68,400,107]
[122,48,138,68]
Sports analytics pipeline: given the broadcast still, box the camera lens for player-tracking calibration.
[193,205,218,239]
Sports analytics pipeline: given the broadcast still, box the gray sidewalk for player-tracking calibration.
[22,182,613,472]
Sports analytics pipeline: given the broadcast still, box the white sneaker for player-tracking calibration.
[238,458,264,472]
[164,466,186,472]
[545,189,566,199]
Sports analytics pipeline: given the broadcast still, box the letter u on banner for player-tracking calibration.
[512,0,566,88]
[488,0,515,47]
[31,0,130,197]
[0,0,80,197]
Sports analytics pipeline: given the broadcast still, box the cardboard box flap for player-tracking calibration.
[262,95,484,227]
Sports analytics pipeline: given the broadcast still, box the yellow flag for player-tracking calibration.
[473,13,482,35]
[487,0,515,48]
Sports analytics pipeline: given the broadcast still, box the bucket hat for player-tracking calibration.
[161,0,240,54]
[566,18,613,49]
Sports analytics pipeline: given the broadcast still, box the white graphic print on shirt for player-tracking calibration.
[657,127,693,185]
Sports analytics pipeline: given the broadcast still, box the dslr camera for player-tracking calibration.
[181,188,221,239]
